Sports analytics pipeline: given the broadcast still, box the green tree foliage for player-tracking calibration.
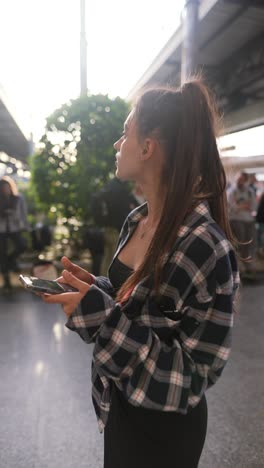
[30,94,129,221]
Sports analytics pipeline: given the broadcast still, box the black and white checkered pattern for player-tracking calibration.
[66,201,239,432]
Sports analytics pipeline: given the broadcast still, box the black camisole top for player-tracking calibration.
[108,256,133,291]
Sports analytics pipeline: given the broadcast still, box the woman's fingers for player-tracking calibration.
[42,291,73,304]
[55,275,66,283]
[42,271,90,303]
[61,256,72,267]
[61,256,84,277]
[61,270,89,293]
[61,256,92,283]
[61,256,77,273]
[42,271,91,317]
[43,292,79,316]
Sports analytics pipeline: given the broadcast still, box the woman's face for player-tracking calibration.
[113,111,143,182]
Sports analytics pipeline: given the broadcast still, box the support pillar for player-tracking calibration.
[181,0,199,83]
[80,0,87,96]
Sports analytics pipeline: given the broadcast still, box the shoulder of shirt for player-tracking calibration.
[170,201,234,259]
[122,200,234,257]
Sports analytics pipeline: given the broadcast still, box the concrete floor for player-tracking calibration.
[0,280,263,468]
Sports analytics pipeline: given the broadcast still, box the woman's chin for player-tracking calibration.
[115,166,135,182]
[115,170,129,182]
[115,166,123,180]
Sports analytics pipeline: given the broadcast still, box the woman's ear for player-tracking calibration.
[141,139,156,160]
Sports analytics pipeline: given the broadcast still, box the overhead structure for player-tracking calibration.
[127,0,264,134]
[80,0,87,96]
[0,84,30,162]
[222,154,264,181]
[181,0,199,82]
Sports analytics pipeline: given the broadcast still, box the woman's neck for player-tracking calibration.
[140,183,165,228]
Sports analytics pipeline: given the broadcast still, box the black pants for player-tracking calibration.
[104,386,208,468]
[0,232,27,274]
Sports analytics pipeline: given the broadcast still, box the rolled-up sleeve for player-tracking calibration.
[66,285,116,343]
[94,276,115,297]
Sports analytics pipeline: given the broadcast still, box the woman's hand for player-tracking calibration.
[42,270,90,317]
[60,256,94,284]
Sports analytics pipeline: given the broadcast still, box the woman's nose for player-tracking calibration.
[113,139,120,150]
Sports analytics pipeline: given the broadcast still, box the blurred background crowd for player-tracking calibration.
[1,166,264,290]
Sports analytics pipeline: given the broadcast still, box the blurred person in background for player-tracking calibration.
[91,178,139,276]
[82,224,105,276]
[43,78,239,468]
[0,176,28,290]
[228,172,257,277]
[248,173,257,196]
[256,190,264,254]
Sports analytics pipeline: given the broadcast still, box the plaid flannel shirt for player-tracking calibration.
[66,201,239,432]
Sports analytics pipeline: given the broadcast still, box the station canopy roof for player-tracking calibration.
[0,84,30,162]
[127,0,264,133]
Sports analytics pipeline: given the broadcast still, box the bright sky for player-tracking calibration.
[0,0,263,158]
[0,0,184,140]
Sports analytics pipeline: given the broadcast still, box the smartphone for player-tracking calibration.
[19,275,78,294]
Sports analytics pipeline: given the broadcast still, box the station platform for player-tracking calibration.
[0,266,263,467]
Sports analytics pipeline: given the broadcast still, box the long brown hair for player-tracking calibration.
[116,77,236,303]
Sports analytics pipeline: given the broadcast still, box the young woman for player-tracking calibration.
[0,176,28,290]
[43,79,239,468]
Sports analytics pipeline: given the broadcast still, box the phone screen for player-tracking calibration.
[19,275,78,294]
[31,278,64,292]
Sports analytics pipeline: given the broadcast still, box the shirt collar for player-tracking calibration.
[127,202,148,226]
[127,199,213,232]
